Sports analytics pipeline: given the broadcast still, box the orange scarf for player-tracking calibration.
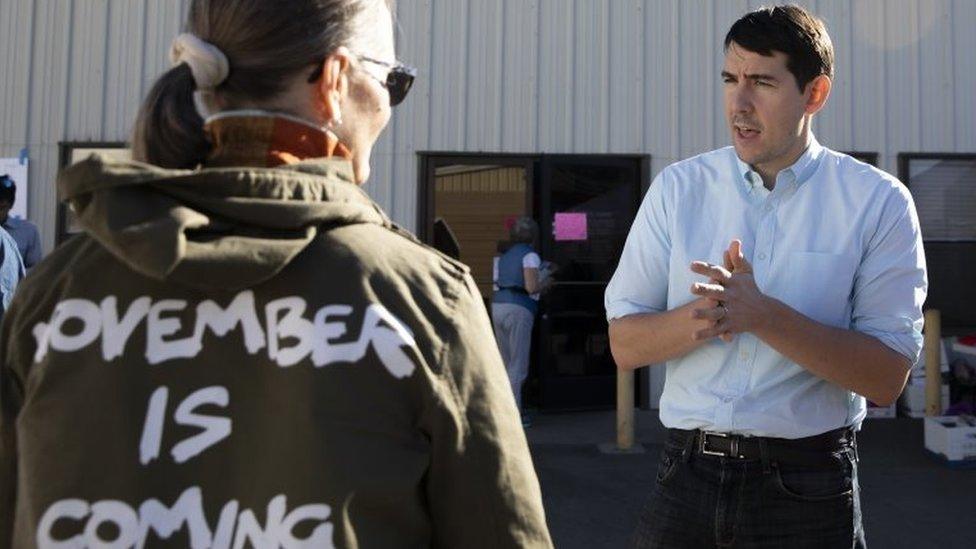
[204,113,352,168]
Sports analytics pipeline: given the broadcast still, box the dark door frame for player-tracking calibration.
[417,151,650,243]
[843,151,879,166]
[537,154,651,259]
[416,152,538,243]
[897,152,976,335]
[416,151,652,410]
[536,154,650,409]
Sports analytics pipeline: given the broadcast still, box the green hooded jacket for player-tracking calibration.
[0,152,552,548]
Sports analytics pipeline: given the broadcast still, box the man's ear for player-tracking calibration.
[316,47,352,124]
[804,74,831,115]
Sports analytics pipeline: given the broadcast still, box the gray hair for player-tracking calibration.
[510,217,538,244]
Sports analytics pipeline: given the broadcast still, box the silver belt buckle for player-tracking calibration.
[700,431,739,458]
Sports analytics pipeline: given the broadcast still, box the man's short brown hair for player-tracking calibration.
[724,4,834,91]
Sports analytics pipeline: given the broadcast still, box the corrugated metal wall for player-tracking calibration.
[1,0,974,252]
[0,0,188,253]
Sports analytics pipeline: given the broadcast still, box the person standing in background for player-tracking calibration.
[0,225,24,321]
[0,175,42,269]
[493,216,550,426]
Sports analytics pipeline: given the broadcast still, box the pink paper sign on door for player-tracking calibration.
[554,212,588,241]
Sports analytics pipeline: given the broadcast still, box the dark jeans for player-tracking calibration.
[634,430,866,548]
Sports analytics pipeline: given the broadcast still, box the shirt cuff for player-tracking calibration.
[855,323,924,364]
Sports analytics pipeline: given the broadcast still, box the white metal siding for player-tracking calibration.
[1,0,974,252]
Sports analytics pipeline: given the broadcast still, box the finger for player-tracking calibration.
[728,240,742,268]
[724,250,733,272]
[720,331,734,343]
[691,282,725,300]
[694,319,732,341]
[690,261,732,282]
[691,306,725,321]
[728,239,753,274]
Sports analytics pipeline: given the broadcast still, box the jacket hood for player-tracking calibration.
[57,154,391,291]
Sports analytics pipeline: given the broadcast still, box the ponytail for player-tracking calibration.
[131,62,210,169]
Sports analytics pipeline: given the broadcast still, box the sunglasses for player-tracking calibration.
[307,55,417,107]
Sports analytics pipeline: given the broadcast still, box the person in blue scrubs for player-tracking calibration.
[492,217,545,425]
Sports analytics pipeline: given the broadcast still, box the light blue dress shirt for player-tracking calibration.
[605,137,927,438]
[1,216,42,269]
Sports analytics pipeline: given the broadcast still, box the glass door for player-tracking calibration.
[418,155,535,303]
[537,155,647,409]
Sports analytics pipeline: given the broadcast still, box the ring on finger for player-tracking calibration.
[718,303,728,319]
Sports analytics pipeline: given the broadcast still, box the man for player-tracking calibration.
[0,174,42,269]
[606,5,925,548]
[0,225,24,321]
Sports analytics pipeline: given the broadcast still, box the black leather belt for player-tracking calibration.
[668,426,857,467]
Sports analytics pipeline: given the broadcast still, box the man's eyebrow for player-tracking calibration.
[721,71,779,82]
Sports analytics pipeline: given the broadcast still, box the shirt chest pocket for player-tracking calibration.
[779,251,858,328]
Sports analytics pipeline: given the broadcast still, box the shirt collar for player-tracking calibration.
[735,135,824,191]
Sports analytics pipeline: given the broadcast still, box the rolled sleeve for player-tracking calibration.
[851,188,927,363]
[605,172,671,322]
[522,252,541,269]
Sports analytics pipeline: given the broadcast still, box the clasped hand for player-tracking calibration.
[688,240,771,342]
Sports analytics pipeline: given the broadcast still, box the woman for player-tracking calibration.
[492,217,547,425]
[0,1,551,547]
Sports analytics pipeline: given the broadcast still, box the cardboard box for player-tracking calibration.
[898,382,950,418]
[924,416,976,466]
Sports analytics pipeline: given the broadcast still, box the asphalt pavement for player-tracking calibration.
[526,410,976,549]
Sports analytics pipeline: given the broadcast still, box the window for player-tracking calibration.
[844,151,878,166]
[899,153,976,332]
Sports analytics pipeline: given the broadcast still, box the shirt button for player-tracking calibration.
[764,205,773,213]
[758,252,767,260]
[739,351,749,360]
